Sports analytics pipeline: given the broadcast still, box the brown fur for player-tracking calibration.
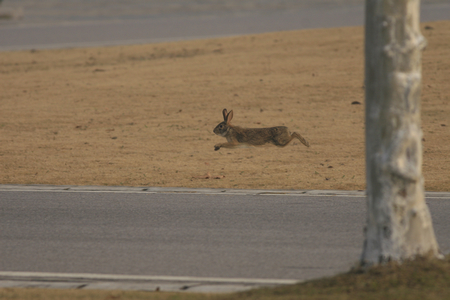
[213,109,309,151]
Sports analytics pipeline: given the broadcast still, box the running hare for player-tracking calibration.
[213,109,309,151]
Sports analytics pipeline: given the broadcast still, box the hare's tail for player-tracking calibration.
[292,132,310,147]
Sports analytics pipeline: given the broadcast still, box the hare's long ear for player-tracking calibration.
[222,109,228,121]
[226,110,234,124]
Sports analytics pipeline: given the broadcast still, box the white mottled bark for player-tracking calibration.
[361,0,441,266]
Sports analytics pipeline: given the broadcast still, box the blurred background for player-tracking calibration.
[0,0,449,50]
[0,0,447,24]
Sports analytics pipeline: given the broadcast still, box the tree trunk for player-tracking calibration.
[361,0,441,266]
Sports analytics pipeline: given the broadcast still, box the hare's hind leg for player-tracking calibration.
[292,132,310,147]
[272,129,309,147]
[269,127,310,148]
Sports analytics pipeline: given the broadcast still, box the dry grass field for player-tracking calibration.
[1,21,449,191]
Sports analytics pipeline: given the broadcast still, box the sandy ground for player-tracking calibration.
[0,20,449,191]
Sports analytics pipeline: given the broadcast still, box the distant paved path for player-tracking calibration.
[0,3,449,51]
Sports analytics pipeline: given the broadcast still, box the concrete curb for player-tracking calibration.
[1,184,366,196]
[0,271,299,293]
[1,184,449,198]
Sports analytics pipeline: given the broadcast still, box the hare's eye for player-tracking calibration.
[219,124,223,128]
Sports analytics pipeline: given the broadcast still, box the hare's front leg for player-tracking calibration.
[214,141,239,151]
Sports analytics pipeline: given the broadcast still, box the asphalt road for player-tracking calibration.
[1,189,365,279]
[1,2,449,51]
[1,186,449,292]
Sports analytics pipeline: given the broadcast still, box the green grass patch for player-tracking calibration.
[1,255,450,300]
[240,255,450,300]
